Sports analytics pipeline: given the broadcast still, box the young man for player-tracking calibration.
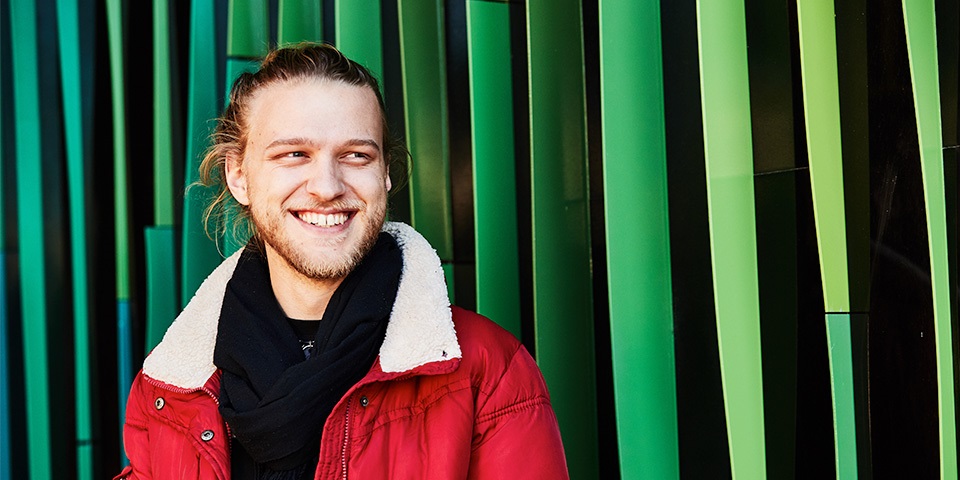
[116,44,568,479]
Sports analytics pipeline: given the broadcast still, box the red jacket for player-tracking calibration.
[116,223,568,479]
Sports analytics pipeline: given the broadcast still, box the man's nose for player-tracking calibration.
[304,158,346,200]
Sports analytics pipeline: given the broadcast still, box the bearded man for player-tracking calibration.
[116,43,568,480]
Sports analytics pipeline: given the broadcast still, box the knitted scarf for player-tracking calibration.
[214,233,402,479]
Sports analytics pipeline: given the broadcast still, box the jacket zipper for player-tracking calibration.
[341,395,352,479]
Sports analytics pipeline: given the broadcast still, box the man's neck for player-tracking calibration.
[263,247,344,320]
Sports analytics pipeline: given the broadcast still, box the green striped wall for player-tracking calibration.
[0,1,958,478]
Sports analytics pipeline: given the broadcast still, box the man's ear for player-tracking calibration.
[385,172,392,192]
[224,153,250,206]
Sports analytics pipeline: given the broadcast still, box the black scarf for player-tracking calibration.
[214,233,402,480]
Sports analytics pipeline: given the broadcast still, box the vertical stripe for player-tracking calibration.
[56,0,95,477]
[796,0,851,312]
[106,2,135,463]
[336,0,383,80]
[526,0,599,477]
[278,0,322,46]
[694,0,767,477]
[826,314,859,479]
[796,2,859,476]
[397,0,454,297]
[10,0,51,475]
[154,0,175,226]
[0,251,8,480]
[144,227,178,352]
[465,0,521,338]
[224,0,269,255]
[901,1,958,477]
[181,0,225,307]
[599,0,678,477]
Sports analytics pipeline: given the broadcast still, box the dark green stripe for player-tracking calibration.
[825,314,858,479]
[902,0,958,475]
[227,0,268,56]
[154,0,175,226]
[695,0,766,477]
[466,0,521,338]
[145,227,178,352]
[106,0,130,300]
[599,0,679,477]
[397,0,454,296]
[527,0,599,477]
[11,0,51,475]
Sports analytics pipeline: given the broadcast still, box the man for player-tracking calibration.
[116,43,568,479]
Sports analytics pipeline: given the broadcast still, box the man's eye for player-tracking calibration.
[287,151,306,158]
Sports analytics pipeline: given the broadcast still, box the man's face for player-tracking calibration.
[226,78,391,281]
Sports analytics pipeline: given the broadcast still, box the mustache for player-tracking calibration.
[287,200,366,211]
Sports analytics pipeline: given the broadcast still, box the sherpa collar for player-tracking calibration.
[142,222,461,390]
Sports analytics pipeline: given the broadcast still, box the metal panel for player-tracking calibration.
[795,2,859,477]
[598,0,678,477]
[694,0,767,477]
[10,0,51,475]
[56,0,96,477]
[901,1,958,477]
[465,0,520,338]
[105,1,135,457]
[181,0,225,307]
[336,0,382,80]
[526,0,598,477]
[396,0,454,298]
[279,0,322,46]
[146,0,179,352]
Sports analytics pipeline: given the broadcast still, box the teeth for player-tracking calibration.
[298,211,349,227]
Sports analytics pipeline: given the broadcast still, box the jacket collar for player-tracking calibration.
[142,222,461,390]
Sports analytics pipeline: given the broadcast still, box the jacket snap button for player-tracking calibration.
[201,430,215,442]
[359,396,369,407]
[154,398,164,410]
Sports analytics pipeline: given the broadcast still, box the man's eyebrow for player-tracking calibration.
[264,137,381,152]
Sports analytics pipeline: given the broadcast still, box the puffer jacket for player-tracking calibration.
[115,222,569,479]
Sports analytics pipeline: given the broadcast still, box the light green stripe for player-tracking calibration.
[336,0,382,80]
[181,0,225,307]
[826,314,859,479]
[901,2,958,477]
[466,0,521,338]
[397,0,454,264]
[796,0,850,313]
[11,0,52,476]
[278,0,322,45]
[107,0,130,300]
[154,0,175,226]
[695,0,767,478]
[56,0,95,478]
[599,0,679,477]
[527,0,599,477]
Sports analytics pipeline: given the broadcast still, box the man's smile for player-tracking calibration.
[295,210,352,228]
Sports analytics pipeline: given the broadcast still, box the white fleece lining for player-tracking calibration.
[142,222,460,389]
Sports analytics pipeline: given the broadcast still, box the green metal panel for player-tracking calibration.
[182,0,226,307]
[145,227,178,352]
[826,314,858,479]
[225,0,269,255]
[336,0,383,80]
[56,0,95,477]
[796,2,858,476]
[396,0,454,294]
[146,0,180,352]
[465,0,520,338]
[599,0,679,477]
[796,0,850,313]
[901,1,958,477]
[278,0,322,46]
[106,1,135,455]
[526,0,599,477]
[694,0,767,478]
[10,0,52,476]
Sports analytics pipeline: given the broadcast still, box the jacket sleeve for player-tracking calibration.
[468,345,570,480]
[114,372,152,479]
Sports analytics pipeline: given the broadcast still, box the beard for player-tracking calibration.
[249,198,387,281]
